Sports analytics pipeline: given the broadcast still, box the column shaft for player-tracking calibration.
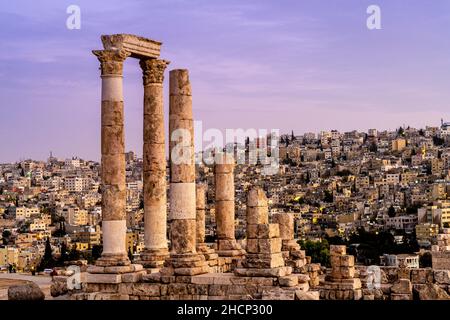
[215,155,235,240]
[215,154,245,256]
[164,69,208,276]
[169,69,196,254]
[139,58,170,268]
[196,184,207,245]
[93,49,130,266]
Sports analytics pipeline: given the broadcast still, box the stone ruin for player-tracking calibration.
[50,34,323,300]
[320,245,362,300]
[50,34,450,301]
[431,229,450,270]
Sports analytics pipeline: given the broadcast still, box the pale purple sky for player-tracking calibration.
[1,0,450,162]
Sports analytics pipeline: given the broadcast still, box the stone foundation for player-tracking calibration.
[71,272,318,300]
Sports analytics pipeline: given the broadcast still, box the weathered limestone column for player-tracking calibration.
[272,212,306,269]
[196,184,207,249]
[163,69,208,276]
[196,184,219,266]
[93,49,131,267]
[215,153,245,257]
[138,58,170,268]
[320,245,362,300]
[272,213,299,251]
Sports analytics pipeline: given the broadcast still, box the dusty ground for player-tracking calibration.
[0,274,52,300]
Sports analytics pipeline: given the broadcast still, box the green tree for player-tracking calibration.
[336,170,352,177]
[388,205,396,218]
[348,228,396,265]
[58,242,69,265]
[433,136,445,146]
[330,158,336,168]
[43,237,53,261]
[68,244,81,261]
[91,245,103,261]
[323,190,333,203]
[128,247,134,262]
[2,230,11,245]
[37,238,55,271]
[326,236,346,245]
[420,252,432,268]
[298,239,330,267]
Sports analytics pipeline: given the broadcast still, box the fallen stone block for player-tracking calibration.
[8,282,45,301]
[295,290,320,300]
[434,270,450,284]
[391,279,412,295]
[279,275,298,287]
[414,284,450,300]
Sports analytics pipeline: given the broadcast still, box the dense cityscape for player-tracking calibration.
[2,119,450,300]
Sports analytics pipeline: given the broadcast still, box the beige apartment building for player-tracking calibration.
[418,200,450,227]
[432,158,445,176]
[13,206,40,220]
[392,138,407,152]
[64,176,84,192]
[61,206,89,226]
[416,223,439,241]
[0,246,19,267]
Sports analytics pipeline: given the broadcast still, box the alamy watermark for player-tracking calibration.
[66,265,81,290]
[66,5,81,30]
[366,265,382,290]
[367,5,382,30]
[171,121,280,176]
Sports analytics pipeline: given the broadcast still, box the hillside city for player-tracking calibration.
[1,120,450,275]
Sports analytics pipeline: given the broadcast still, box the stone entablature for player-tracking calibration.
[101,34,161,59]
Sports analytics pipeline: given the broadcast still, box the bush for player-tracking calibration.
[298,239,330,267]
[420,252,432,268]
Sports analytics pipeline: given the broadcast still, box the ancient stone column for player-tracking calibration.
[93,49,131,267]
[234,187,290,277]
[215,153,245,257]
[272,213,299,251]
[196,184,207,249]
[196,184,219,265]
[246,187,269,227]
[321,245,362,300]
[138,58,170,268]
[272,212,306,269]
[163,69,208,276]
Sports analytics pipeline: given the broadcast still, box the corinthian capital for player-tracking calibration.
[140,58,170,85]
[92,49,130,76]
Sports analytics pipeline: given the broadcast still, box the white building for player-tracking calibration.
[385,214,418,233]
[380,254,419,268]
[64,158,81,168]
[12,206,40,221]
[65,177,83,192]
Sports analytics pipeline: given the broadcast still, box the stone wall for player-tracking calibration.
[432,251,450,270]
[354,266,450,300]
[68,272,318,300]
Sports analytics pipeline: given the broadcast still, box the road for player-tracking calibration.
[0,273,53,300]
